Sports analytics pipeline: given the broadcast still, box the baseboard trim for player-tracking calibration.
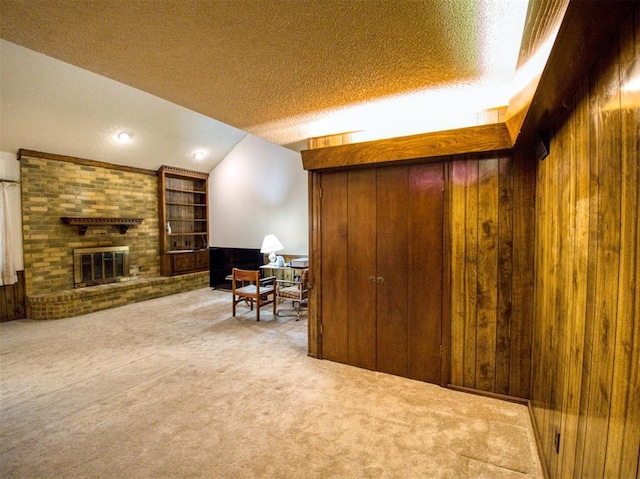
[446,384,528,405]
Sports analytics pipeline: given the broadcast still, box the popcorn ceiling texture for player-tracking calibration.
[0,0,487,143]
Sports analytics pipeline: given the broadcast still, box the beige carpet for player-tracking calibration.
[0,288,542,478]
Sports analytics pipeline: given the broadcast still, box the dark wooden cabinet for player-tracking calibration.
[161,249,209,275]
[316,162,444,384]
[158,165,209,276]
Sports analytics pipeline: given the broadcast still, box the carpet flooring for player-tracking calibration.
[0,288,543,478]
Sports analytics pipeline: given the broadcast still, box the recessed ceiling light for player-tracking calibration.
[193,151,205,160]
[117,131,132,142]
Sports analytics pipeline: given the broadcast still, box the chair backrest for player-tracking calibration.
[298,268,309,286]
[232,268,259,289]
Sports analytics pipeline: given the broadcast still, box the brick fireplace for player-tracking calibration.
[19,150,208,320]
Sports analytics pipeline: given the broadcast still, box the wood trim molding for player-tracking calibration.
[17,149,157,176]
[301,123,512,171]
[307,171,322,359]
[447,384,529,406]
[441,160,453,388]
[158,164,209,179]
[507,0,634,148]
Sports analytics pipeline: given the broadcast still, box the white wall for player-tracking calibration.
[0,151,24,270]
[209,134,308,255]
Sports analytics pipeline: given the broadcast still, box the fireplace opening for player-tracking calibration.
[73,246,130,288]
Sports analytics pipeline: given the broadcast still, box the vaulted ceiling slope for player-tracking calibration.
[0,0,528,170]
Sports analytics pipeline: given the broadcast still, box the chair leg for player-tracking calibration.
[273,293,277,316]
[232,296,236,317]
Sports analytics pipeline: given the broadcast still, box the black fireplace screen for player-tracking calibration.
[73,246,130,287]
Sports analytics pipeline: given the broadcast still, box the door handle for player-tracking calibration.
[368,276,376,283]
[376,277,384,285]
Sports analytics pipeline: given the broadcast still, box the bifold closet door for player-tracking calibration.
[319,170,349,364]
[376,165,410,376]
[375,162,444,382]
[319,168,377,369]
[407,162,443,383]
[347,168,377,370]
[319,163,444,384]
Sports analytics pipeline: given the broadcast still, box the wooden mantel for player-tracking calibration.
[61,217,144,235]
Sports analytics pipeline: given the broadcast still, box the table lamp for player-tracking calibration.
[260,234,284,265]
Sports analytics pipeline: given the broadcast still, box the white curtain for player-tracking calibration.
[0,182,19,286]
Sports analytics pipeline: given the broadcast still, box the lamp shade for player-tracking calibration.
[260,234,284,265]
[260,234,283,254]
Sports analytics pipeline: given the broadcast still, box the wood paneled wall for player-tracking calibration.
[448,155,535,399]
[308,152,537,399]
[531,6,639,478]
[0,271,26,322]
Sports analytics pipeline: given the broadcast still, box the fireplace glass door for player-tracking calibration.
[74,246,130,287]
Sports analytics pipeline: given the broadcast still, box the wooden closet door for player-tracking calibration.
[376,165,410,377]
[318,163,444,385]
[407,162,444,383]
[374,162,444,382]
[347,169,377,370]
[320,170,349,364]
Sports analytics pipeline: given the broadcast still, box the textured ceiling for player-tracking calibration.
[0,0,528,168]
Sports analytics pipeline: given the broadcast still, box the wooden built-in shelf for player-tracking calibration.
[61,217,144,235]
[158,165,209,276]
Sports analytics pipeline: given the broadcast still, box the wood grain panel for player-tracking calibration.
[376,165,409,377]
[475,159,499,392]
[615,10,640,478]
[448,154,535,398]
[572,71,602,478]
[496,157,513,395]
[308,173,321,358]
[319,171,349,364]
[530,5,640,477]
[347,168,377,370]
[509,154,535,399]
[605,12,640,476]
[463,159,479,389]
[449,161,468,386]
[581,39,622,479]
[557,79,589,479]
[407,162,444,383]
[0,271,26,322]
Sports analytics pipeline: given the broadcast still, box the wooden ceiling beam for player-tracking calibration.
[301,123,512,171]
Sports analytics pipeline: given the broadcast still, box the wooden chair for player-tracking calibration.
[231,268,276,321]
[275,268,308,320]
